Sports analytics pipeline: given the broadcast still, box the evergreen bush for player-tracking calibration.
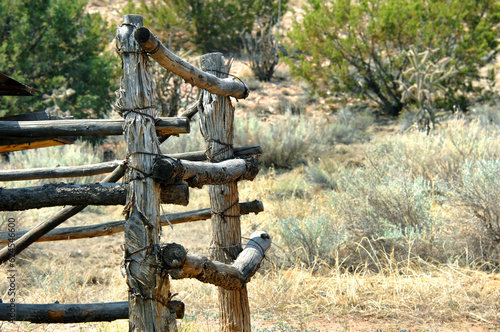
[285,0,499,116]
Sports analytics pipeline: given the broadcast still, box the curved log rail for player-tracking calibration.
[134,27,249,100]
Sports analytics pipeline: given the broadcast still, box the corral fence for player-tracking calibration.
[0,14,271,332]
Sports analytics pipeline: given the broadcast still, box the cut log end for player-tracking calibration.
[134,27,152,44]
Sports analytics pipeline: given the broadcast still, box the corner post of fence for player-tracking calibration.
[116,14,176,331]
[198,52,251,332]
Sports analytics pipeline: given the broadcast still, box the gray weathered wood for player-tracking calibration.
[164,231,271,290]
[117,14,174,331]
[0,182,188,211]
[153,157,260,188]
[0,162,128,265]
[199,52,251,332]
[134,27,249,100]
[0,145,261,182]
[0,117,189,137]
[0,300,184,323]
[0,201,264,244]
[0,160,122,181]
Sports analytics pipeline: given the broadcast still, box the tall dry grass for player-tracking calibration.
[1,108,500,331]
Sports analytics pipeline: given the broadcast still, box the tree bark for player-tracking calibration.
[165,231,271,290]
[0,117,189,138]
[0,182,188,211]
[134,27,249,100]
[152,157,260,188]
[117,14,174,331]
[199,52,251,332]
[0,200,264,245]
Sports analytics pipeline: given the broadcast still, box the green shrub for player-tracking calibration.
[124,0,288,53]
[271,214,348,267]
[334,166,442,245]
[285,0,499,116]
[0,0,118,118]
[235,113,372,168]
[454,159,500,241]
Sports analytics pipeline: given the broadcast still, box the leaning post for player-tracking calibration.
[116,15,175,331]
[199,53,251,332]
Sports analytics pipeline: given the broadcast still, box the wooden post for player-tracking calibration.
[116,15,174,331]
[199,52,251,332]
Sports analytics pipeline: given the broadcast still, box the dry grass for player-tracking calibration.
[1,112,500,331]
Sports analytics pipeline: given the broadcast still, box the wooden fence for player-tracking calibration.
[0,14,270,332]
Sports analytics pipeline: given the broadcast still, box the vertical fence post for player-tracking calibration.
[116,15,175,331]
[199,52,251,332]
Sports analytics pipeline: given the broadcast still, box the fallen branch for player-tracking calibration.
[0,182,189,211]
[134,27,249,100]
[0,300,184,323]
[165,231,271,290]
[153,157,260,188]
[0,200,264,244]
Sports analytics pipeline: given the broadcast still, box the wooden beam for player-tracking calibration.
[0,160,122,181]
[0,300,184,323]
[134,27,249,100]
[164,231,271,290]
[0,201,264,244]
[199,52,251,331]
[118,14,173,331]
[0,117,189,138]
[0,145,261,182]
[152,157,260,188]
[0,182,188,211]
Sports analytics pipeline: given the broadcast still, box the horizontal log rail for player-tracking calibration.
[153,157,260,188]
[134,27,249,100]
[0,117,189,138]
[0,300,184,323]
[165,231,271,290]
[0,160,122,181]
[0,182,189,211]
[0,145,262,182]
[0,200,264,244]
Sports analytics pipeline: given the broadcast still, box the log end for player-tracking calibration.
[161,243,187,269]
[134,26,152,44]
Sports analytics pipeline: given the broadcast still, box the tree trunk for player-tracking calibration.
[117,15,174,332]
[199,52,251,332]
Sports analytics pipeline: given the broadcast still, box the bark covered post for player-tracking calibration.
[199,53,251,332]
[116,15,175,331]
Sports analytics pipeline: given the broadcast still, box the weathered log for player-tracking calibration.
[0,182,188,211]
[134,27,249,100]
[0,300,184,323]
[0,160,122,181]
[153,157,260,188]
[0,162,128,265]
[199,52,250,332]
[0,117,189,138]
[0,145,261,182]
[117,14,173,331]
[0,200,264,244]
[169,145,262,161]
[165,231,271,290]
